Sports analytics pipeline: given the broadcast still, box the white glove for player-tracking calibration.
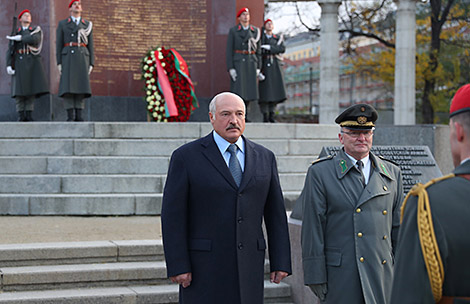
[261,44,271,51]
[89,66,93,74]
[258,72,265,81]
[58,64,62,74]
[6,35,22,41]
[6,66,15,75]
[256,69,260,76]
[229,68,237,82]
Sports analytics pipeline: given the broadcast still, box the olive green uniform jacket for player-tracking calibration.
[6,25,49,98]
[226,24,260,102]
[301,149,403,304]
[259,33,286,104]
[391,160,470,303]
[56,17,94,98]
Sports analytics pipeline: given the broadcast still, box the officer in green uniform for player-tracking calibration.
[226,7,261,116]
[258,19,286,123]
[391,84,470,304]
[300,104,404,303]
[6,9,49,121]
[56,0,94,121]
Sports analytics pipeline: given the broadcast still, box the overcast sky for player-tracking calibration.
[264,2,322,36]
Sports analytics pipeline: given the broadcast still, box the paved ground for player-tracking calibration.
[0,216,162,244]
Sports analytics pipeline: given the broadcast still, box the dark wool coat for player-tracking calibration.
[391,160,470,303]
[259,33,286,104]
[56,17,94,97]
[226,24,261,102]
[301,149,403,304]
[161,132,292,304]
[6,25,49,98]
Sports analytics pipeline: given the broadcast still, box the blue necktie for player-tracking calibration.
[228,144,242,187]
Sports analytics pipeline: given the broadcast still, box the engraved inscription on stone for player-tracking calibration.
[85,1,207,76]
[320,146,443,193]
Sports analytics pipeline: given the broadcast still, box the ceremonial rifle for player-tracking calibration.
[9,2,18,69]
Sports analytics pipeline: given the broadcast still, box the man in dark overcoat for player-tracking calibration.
[56,0,94,121]
[6,9,49,121]
[226,7,261,115]
[300,104,404,303]
[259,19,286,123]
[161,92,292,304]
[391,84,470,304]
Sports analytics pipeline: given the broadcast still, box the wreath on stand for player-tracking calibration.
[141,46,198,122]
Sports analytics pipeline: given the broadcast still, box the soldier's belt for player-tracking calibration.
[234,50,255,55]
[17,50,30,54]
[438,296,470,304]
[64,42,87,47]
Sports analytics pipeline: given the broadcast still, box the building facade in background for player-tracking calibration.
[280,32,394,124]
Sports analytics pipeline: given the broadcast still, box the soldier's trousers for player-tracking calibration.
[62,94,86,110]
[15,96,35,112]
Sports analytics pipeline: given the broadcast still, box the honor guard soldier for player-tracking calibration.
[56,0,94,121]
[258,19,286,123]
[6,9,49,121]
[391,85,470,304]
[300,104,404,303]
[226,7,261,120]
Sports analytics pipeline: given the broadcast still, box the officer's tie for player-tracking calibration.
[228,144,242,187]
[356,160,366,187]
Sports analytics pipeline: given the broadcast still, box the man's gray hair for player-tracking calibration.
[208,92,246,118]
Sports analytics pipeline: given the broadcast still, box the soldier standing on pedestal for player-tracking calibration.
[226,7,261,121]
[56,0,94,122]
[259,19,286,123]
[6,9,49,122]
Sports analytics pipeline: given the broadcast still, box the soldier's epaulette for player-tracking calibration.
[378,155,399,166]
[311,154,333,165]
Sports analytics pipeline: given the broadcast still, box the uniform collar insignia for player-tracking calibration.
[339,159,348,174]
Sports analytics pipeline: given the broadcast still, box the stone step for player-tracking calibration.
[0,240,163,267]
[0,155,313,174]
[0,194,162,215]
[0,281,293,303]
[0,175,165,194]
[0,173,305,194]
[0,121,337,140]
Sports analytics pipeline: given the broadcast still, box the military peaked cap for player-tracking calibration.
[335,103,378,129]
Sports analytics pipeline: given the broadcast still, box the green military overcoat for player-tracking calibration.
[6,25,49,98]
[56,17,94,97]
[226,24,260,102]
[259,33,286,104]
[391,160,470,303]
[301,149,403,304]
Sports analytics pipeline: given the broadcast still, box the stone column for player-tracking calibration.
[394,0,416,125]
[318,0,341,124]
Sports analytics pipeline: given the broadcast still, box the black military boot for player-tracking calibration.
[67,109,74,122]
[25,111,34,121]
[75,109,84,122]
[268,112,275,123]
[263,112,269,122]
[17,111,26,122]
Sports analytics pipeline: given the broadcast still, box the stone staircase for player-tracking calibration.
[0,240,294,303]
[0,122,339,215]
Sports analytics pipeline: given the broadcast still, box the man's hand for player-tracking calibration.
[309,283,328,301]
[58,64,62,74]
[270,271,288,284]
[258,72,265,81]
[229,68,237,82]
[89,66,93,74]
[261,44,271,51]
[6,35,22,41]
[6,66,15,75]
[170,272,192,288]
